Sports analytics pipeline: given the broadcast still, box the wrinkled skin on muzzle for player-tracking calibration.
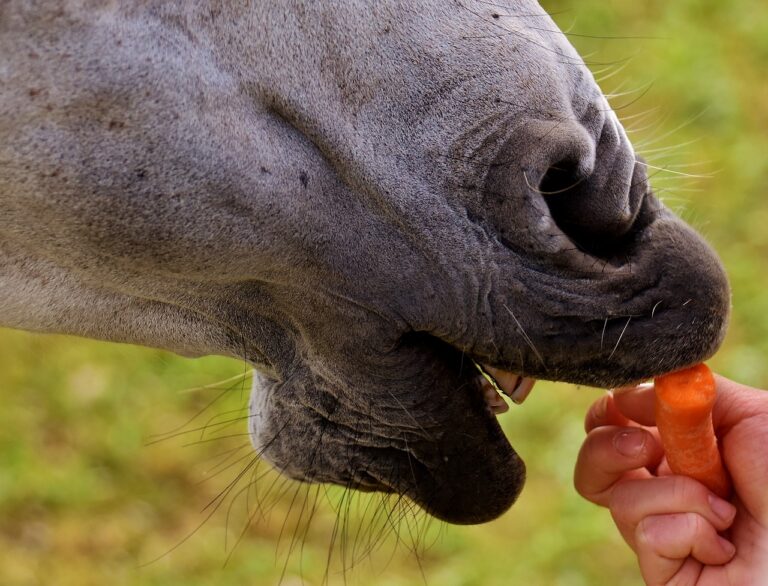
[0,1,729,524]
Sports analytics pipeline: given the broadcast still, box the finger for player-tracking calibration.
[635,513,736,584]
[649,556,704,586]
[609,374,768,432]
[710,375,768,524]
[712,374,768,429]
[611,383,657,427]
[718,412,768,525]
[610,476,737,548]
[585,392,632,432]
[656,456,673,477]
[575,426,664,506]
[610,374,766,430]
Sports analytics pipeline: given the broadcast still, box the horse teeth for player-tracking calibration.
[480,364,520,395]
[476,363,537,409]
[479,378,510,415]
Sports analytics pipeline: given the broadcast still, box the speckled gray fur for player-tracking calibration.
[0,1,730,523]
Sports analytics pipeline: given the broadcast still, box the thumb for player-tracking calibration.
[713,375,768,525]
[712,374,768,430]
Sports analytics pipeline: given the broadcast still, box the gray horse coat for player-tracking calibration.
[0,1,729,523]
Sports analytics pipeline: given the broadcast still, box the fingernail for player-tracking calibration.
[709,494,737,522]
[613,428,647,457]
[718,536,736,558]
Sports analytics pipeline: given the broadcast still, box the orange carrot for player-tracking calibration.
[654,363,731,499]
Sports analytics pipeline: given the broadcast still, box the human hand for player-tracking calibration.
[574,374,768,585]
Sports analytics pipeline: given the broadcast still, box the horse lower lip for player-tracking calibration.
[510,377,536,404]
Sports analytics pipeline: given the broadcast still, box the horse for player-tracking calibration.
[0,0,729,524]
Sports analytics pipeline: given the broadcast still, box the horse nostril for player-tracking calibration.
[540,158,589,239]
[537,116,648,261]
[539,158,597,249]
[542,157,648,262]
[539,159,583,196]
[481,117,647,264]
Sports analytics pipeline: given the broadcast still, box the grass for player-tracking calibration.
[1,1,767,584]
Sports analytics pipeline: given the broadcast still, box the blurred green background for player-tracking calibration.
[1,1,767,584]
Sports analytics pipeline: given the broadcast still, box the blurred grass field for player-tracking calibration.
[1,1,767,584]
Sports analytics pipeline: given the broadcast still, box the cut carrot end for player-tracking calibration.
[654,363,731,499]
[655,363,715,408]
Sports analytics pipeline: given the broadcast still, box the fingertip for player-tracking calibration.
[644,429,665,469]
[612,427,648,458]
[585,392,611,432]
[575,426,657,505]
[656,456,672,477]
[707,493,737,527]
[585,391,632,431]
[611,383,657,427]
[718,536,737,560]
[612,426,664,467]
[636,512,736,567]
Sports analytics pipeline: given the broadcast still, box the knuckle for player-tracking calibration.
[682,512,705,540]
[635,517,657,551]
[607,481,634,524]
[636,513,700,553]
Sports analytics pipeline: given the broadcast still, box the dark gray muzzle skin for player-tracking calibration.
[0,1,730,524]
